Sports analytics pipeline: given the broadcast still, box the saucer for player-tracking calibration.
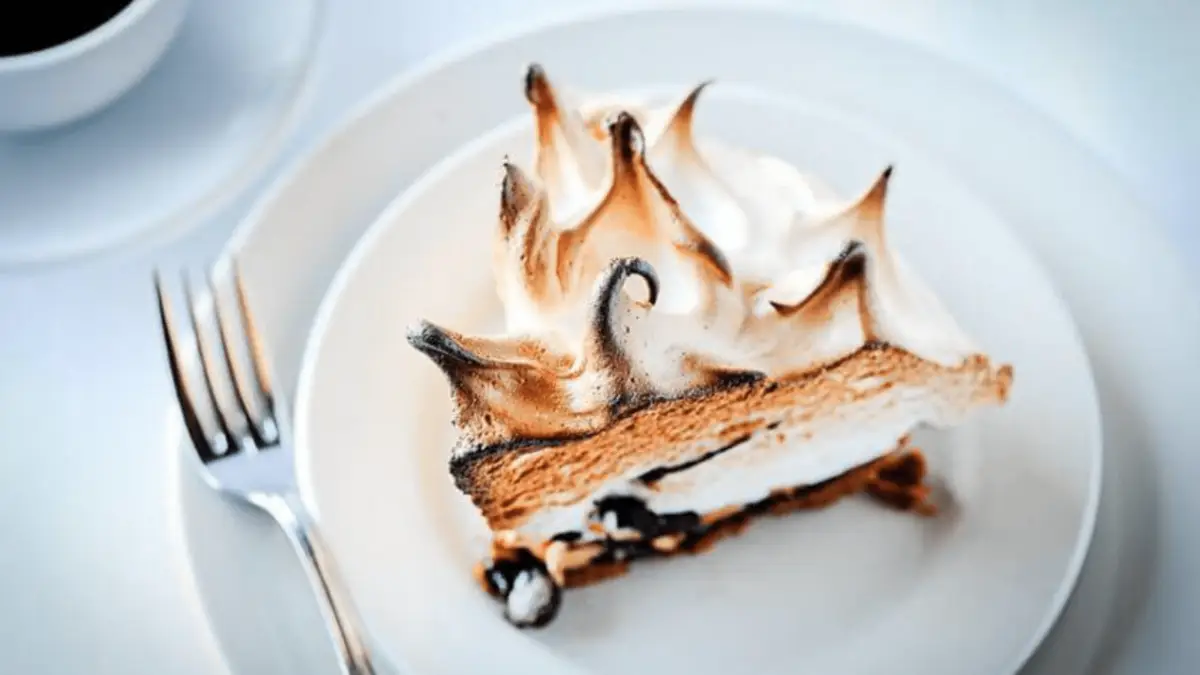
[0,0,322,270]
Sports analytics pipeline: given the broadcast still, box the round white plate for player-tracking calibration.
[173,6,1200,675]
[0,0,321,270]
[296,49,1101,675]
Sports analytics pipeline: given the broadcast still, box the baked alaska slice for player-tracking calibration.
[406,65,1014,628]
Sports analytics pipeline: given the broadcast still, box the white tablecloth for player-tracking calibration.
[2,1,1196,673]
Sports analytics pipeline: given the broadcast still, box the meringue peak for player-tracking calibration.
[655,80,712,155]
[408,258,670,446]
[848,164,893,241]
[770,241,867,319]
[524,63,607,220]
[411,69,1010,453]
[608,111,647,166]
[523,63,552,109]
[499,160,539,234]
[582,114,735,311]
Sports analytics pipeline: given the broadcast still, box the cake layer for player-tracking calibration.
[449,344,1009,538]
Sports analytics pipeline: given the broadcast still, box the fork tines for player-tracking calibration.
[155,261,279,464]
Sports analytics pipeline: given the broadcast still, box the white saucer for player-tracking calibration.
[0,0,322,270]
[173,6,1198,675]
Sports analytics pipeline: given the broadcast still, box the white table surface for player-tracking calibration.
[1,1,1197,673]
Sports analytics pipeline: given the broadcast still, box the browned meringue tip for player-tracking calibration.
[662,79,713,140]
[854,165,894,221]
[607,111,646,164]
[523,63,554,109]
[407,320,487,371]
[995,364,1015,401]
[499,161,537,232]
[771,241,867,317]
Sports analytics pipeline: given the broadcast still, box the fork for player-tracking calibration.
[154,261,378,675]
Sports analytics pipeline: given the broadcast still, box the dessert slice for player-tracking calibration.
[407,65,1013,628]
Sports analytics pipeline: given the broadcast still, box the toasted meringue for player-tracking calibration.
[407,64,1013,627]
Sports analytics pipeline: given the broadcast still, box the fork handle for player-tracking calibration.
[262,492,378,675]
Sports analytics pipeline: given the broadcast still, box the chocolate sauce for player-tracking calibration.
[593,495,703,541]
[0,1,135,57]
[483,547,561,628]
[482,547,542,598]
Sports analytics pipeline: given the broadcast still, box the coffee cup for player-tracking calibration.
[0,0,191,132]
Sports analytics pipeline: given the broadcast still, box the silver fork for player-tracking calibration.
[155,261,377,675]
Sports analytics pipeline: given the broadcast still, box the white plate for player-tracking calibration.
[296,45,1101,675]
[0,0,321,269]
[174,6,1200,675]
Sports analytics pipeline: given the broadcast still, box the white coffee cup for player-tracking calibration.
[0,0,191,132]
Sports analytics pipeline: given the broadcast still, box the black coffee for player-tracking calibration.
[0,1,136,58]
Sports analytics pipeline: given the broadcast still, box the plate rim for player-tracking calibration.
[287,11,1105,673]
